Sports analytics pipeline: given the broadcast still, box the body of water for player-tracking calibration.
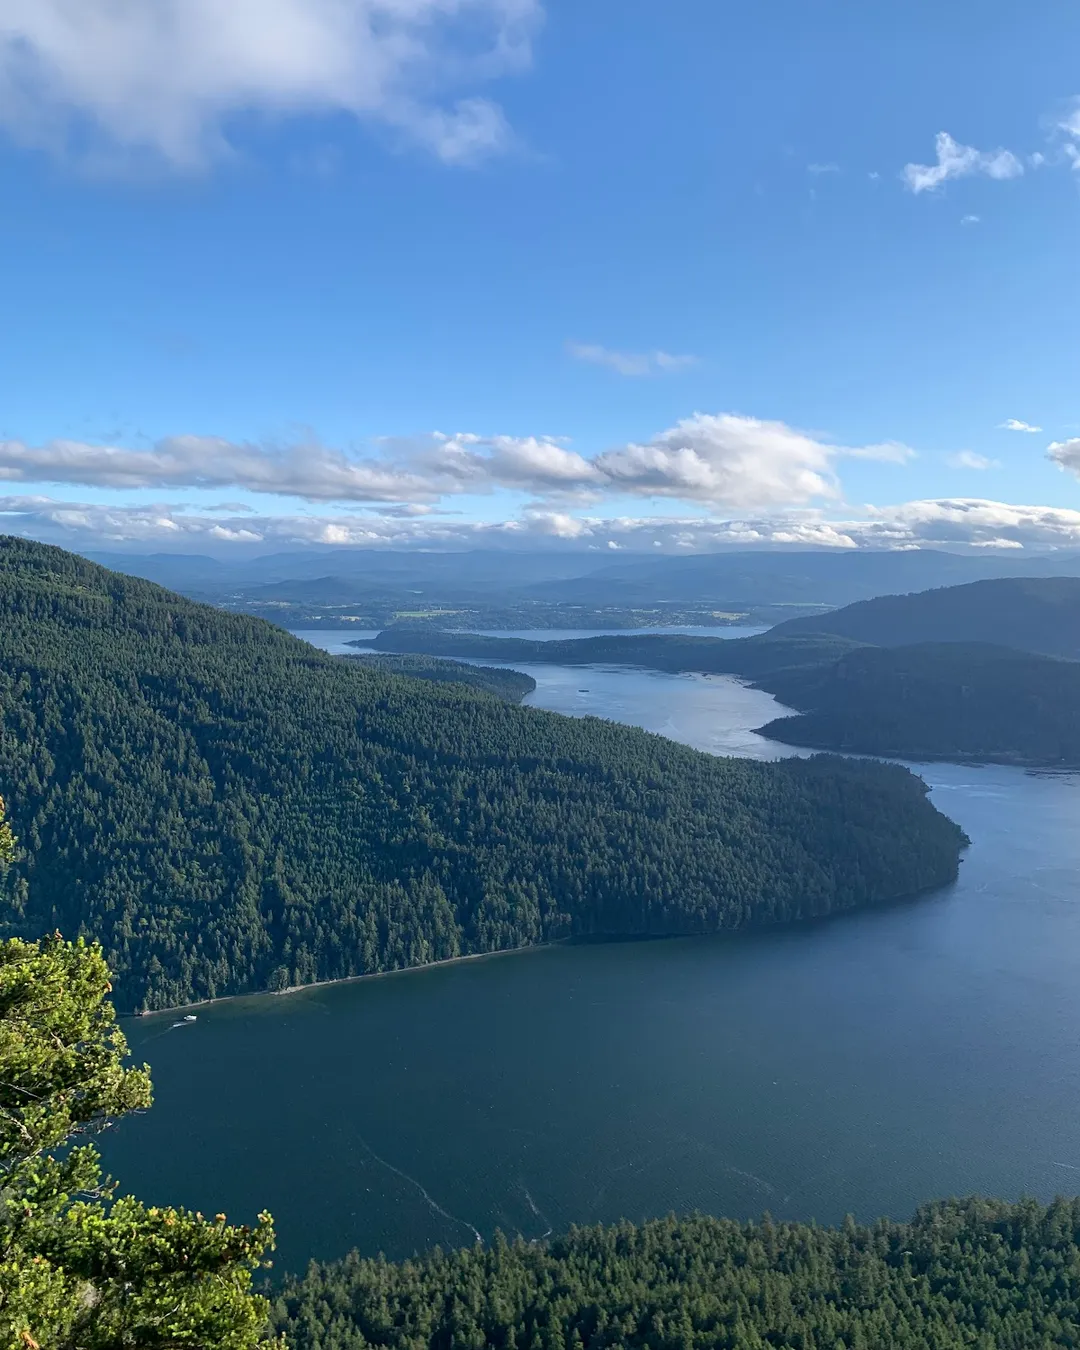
[102,636,1080,1272]
[288,628,380,654]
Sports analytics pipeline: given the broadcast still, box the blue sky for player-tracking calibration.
[1,0,1080,553]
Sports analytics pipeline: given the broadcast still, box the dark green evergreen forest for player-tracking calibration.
[0,537,963,1012]
[342,652,536,702]
[273,1200,1080,1349]
[759,642,1080,765]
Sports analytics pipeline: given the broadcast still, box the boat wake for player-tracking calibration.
[521,1182,553,1240]
[356,1134,483,1244]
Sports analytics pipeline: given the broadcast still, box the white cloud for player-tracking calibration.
[1048,437,1080,478]
[567,342,699,378]
[960,214,980,225]
[807,162,840,174]
[1056,99,1080,140]
[999,418,1041,433]
[860,497,1080,550]
[0,430,608,503]
[903,131,1024,194]
[946,451,998,470]
[593,414,914,509]
[0,0,542,169]
[0,413,915,513]
[0,434,440,500]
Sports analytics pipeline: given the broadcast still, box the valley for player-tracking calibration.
[99,631,1080,1275]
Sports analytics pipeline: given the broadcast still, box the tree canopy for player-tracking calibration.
[759,641,1080,766]
[0,537,964,1011]
[0,797,277,1347]
[274,1200,1080,1350]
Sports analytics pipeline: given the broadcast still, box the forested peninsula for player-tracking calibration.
[274,1200,1080,1349]
[0,538,964,1011]
[360,575,1080,768]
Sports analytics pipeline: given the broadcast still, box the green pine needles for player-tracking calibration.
[0,920,278,1349]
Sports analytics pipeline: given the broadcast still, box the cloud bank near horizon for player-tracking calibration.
[4,494,1080,556]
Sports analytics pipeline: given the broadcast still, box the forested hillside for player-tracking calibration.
[0,538,964,1011]
[364,609,1080,767]
[771,575,1080,658]
[342,652,536,702]
[274,1199,1080,1349]
[759,641,1080,765]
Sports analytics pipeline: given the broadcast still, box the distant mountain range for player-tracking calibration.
[85,546,1080,615]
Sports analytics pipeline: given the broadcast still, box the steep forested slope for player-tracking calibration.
[0,538,963,1011]
[771,575,1080,658]
[759,641,1080,764]
[273,1200,1080,1350]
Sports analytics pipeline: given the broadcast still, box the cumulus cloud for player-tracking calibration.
[1048,437,1080,478]
[6,494,1080,555]
[960,214,980,225]
[567,342,699,378]
[946,451,999,470]
[806,162,840,174]
[0,0,541,169]
[999,418,1041,433]
[593,414,914,509]
[903,131,1023,193]
[0,414,915,512]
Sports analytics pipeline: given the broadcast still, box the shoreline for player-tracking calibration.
[126,864,966,1019]
[129,941,554,1020]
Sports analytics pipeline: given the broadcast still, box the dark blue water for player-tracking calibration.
[102,643,1080,1272]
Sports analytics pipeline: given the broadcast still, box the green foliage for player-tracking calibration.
[0,932,151,1164]
[342,653,536,702]
[0,925,278,1349]
[0,800,11,871]
[760,641,1080,765]
[274,1200,1080,1350]
[0,537,964,1011]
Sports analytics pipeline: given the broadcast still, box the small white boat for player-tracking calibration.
[183,1014,198,1023]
